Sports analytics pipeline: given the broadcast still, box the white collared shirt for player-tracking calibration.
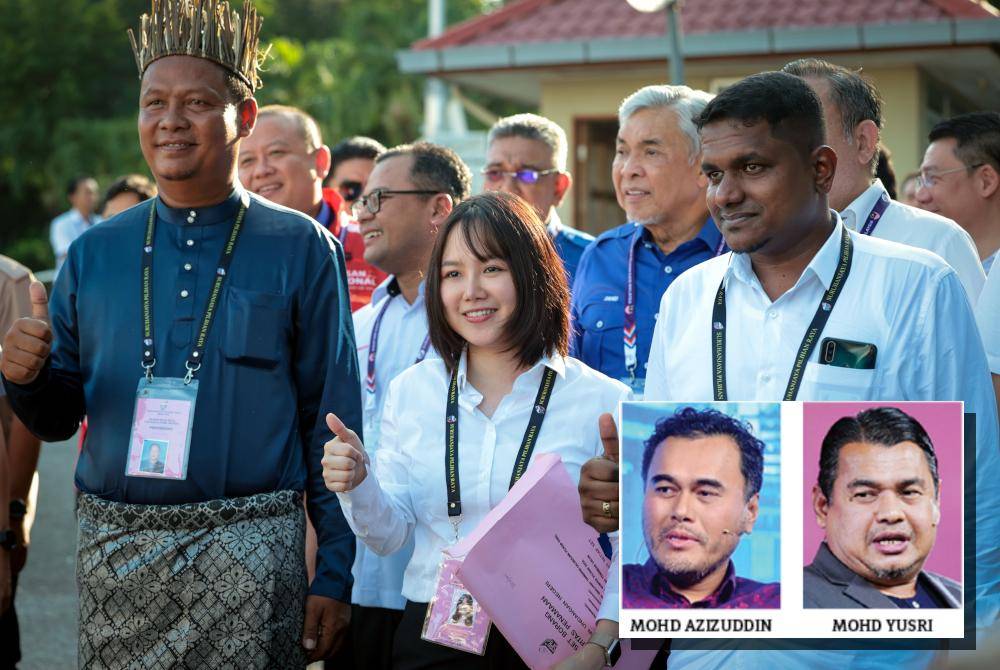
[841,179,985,303]
[50,209,100,270]
[645,214,1000,668]
[976,262,1000,374]
[338,352,630,621]
[349,276,437,609]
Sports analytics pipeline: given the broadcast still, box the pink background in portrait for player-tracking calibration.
[802,402,963,582]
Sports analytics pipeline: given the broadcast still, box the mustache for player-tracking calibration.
[657,524,709,545]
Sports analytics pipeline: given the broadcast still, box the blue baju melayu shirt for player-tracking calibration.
[548,211,594,289]
[570,217,722,388]
[3,185,362,601]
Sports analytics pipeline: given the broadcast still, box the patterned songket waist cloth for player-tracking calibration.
[77,490,307,670]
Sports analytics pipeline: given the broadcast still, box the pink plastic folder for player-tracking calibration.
[449,453,612,669]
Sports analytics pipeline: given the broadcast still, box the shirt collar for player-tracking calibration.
[632,216,721,253]
[370,276,426,305]
[316,199,333,228]
[841,179,888,231]
[546,210,563,239]
[727,212,845,293]
[647,558,739,606]
[154,183,249,226]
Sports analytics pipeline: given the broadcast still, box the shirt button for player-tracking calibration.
[180,290,189,298]
[186,239,194,247]
[187,215,195,223]
[664,266,673,274]
[184,263,192,271]
[761,374,771,383]
[189,210,197,217]
[768,311,778,319]
[596,320,604,328]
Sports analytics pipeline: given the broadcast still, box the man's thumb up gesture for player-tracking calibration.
[321,413,368,493]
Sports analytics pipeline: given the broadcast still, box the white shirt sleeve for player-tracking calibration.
[976,263,1000,374]
[336,382,417,556]
[939,229,986,306]
[597,531,619,622]
[643,289,672,401]
[50,213,76,265]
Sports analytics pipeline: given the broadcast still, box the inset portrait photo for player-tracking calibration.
[140,439,168,475]
[621,402,781,610]
[803,402,963,610]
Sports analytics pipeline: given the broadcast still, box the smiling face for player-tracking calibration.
[613,107,705,228]
[700,118,835,256]
[815,441,940,588]
[483,135,569,223]
[438,227,517,355]
[238,113,327,215]
[915,138,983,229]
[138,56,254,201]
[642,434,759,592]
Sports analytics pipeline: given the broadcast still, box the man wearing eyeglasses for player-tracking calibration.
[916,112,1000,274]
[783,60,985,302]
[348,141,470,670]
[239,106,387,311]
[483,114,594,286]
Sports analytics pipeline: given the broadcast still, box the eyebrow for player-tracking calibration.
[702,152,767,172]
[649,474,725,490]
[847,477,927,489]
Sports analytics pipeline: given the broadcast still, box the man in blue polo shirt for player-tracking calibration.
[571,85,721,393]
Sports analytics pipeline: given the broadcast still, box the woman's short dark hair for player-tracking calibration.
[425,191,569,372]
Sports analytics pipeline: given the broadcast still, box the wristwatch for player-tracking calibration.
[9,498,27,519]
[0,529,17,551]
[586,631,621,667]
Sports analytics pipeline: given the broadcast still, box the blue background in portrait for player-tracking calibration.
[620,402,781,584]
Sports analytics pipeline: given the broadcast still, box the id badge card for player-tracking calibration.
[125,377,198,480]
[421,555,491,655]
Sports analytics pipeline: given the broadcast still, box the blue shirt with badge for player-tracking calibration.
[548,212,594,288]
[2,185,363,602]
[570,217,722,389]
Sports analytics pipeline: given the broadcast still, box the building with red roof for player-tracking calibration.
[399,0,999,233]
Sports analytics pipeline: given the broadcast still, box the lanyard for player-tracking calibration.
[444,363,558,530]
[712,226,853,401]
[624,228,727,384]
[140,200,247,384]
[858,190,891,236]
[365,279,432,394]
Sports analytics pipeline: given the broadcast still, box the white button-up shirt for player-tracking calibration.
[337,352,630,621]
[349,276,437,609]
[841,179,985,303]
[50,209,100,270]
[645,214,1000,670]
[976,263,1000,374]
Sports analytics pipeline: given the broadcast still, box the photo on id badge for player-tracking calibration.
[620,401,781,609]
[140,439,168,475]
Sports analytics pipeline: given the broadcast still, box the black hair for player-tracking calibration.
[100,174,157,213]
[377,141,472,202]
[66,175,96,197]
[928,112,1000,174]
[641,407,765,500]
[818,407,940,500]
[697,71,826,160]
[876,146,897,199]
[331,136,388,172]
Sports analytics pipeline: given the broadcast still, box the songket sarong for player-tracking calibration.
[77,490,307,670]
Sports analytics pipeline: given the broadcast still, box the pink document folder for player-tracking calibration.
[449,453,612,669]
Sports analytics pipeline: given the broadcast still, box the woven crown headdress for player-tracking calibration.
[128,0,266,91]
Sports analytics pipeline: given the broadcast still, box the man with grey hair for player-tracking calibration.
[239,104,387,311]
[570,85,724,393]
[483,113,594,285]
[783,58,985,302]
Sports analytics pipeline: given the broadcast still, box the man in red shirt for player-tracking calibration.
[239,105,387,310]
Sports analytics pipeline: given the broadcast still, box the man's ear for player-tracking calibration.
[854,121,879,171]
[932,484,942,527]
[553,172,572,207]
[974,163,1000,199]
[813,145,837,195]
[314,145,332,182]
[238,98,258,139]
[812,484,830,529]
[430,193,454,227]
[742,493,760,533]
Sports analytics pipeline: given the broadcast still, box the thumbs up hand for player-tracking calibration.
[1,281,53,385]
[578,412,621,533]
[321,413,369,493]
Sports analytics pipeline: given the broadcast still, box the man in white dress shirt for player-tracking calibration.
[916,112,1000,274]
[347,141,470,669]
[636,71,999,669]
[49,176,100,271]
[783,58,985,302]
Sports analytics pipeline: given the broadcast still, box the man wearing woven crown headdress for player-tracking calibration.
[0,1,361,667]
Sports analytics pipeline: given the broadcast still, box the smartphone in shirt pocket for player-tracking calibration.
[819,337,877,370]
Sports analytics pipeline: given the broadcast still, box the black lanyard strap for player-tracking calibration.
[712,226,853,401]
[140,200,247,384]
[445,363,558,522]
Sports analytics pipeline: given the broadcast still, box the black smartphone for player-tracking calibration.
[819,337,877,370]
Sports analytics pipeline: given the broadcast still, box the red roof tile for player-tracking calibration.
[413,0,996,50]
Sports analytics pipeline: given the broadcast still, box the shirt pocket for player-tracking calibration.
[801,362,878,401]
[577,301,625,372]
[222,287,290,368]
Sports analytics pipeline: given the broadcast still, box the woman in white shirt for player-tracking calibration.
[322,191,627,669]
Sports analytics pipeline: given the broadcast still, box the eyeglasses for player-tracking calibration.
[352,188,440,217]
[917,163,983,189]
[337,180,364,202]
[481,167,559,185]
